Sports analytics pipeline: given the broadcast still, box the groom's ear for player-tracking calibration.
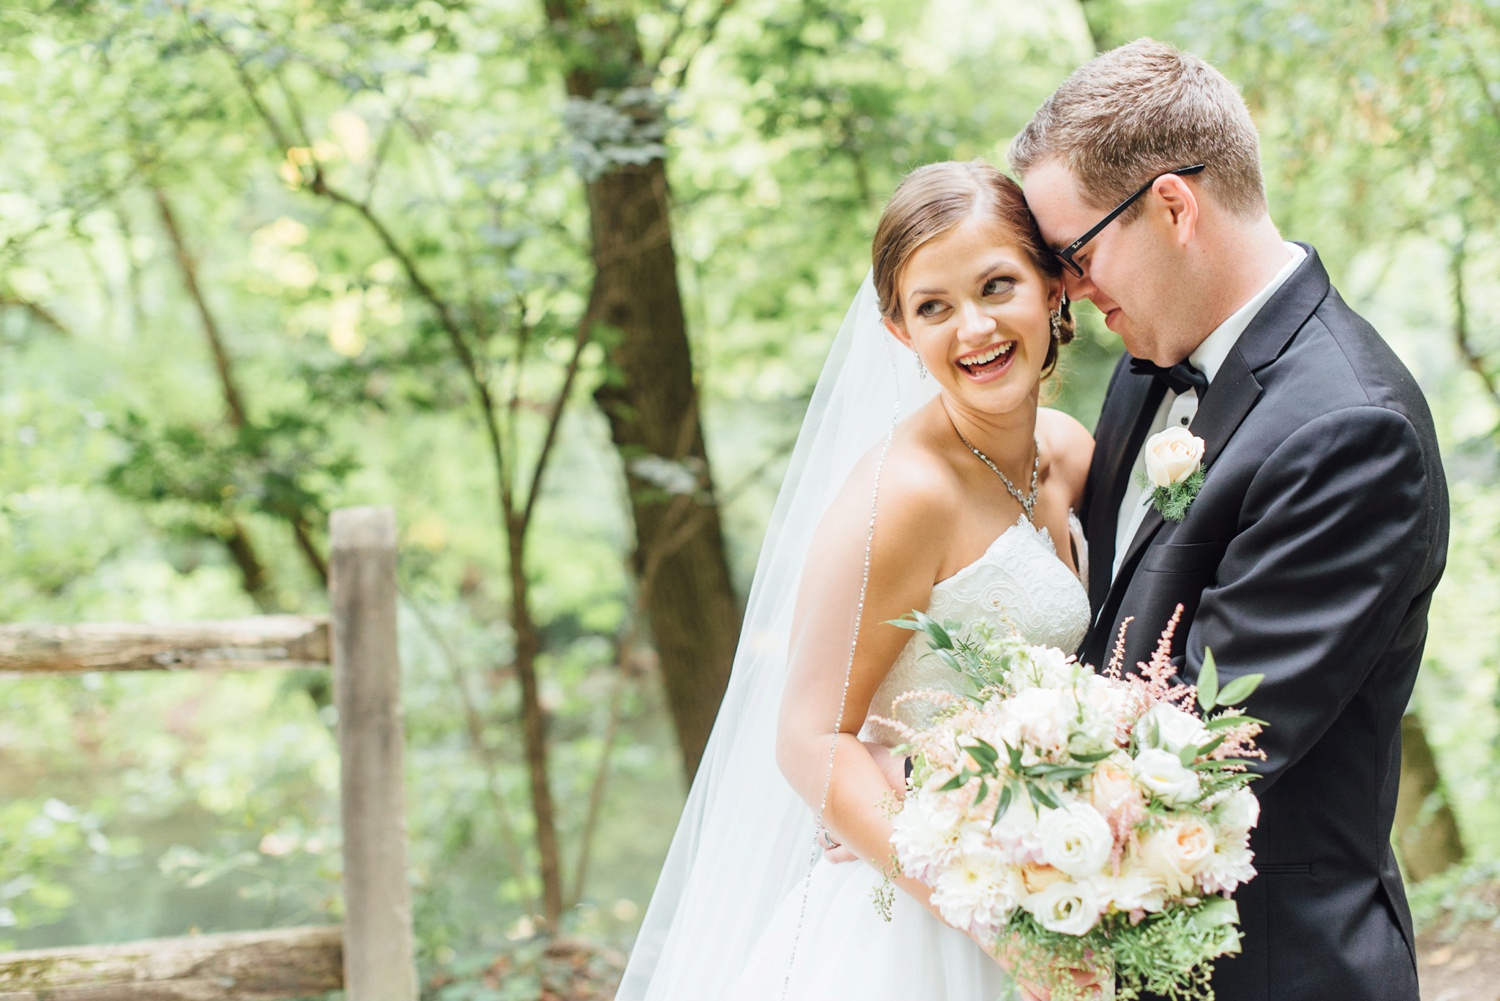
[1152,174,1200,248]
[882,316,913,350]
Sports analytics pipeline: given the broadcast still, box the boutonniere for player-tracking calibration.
[1143,426,1206,522]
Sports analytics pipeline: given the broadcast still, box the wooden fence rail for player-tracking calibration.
[0,506,416,1001]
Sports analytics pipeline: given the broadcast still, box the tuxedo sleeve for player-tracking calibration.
[1185,404,1434,792]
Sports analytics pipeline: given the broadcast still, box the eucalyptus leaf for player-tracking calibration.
[1215,673,1265,707]
[993,783,1014,825]
[1198,649,1220,710]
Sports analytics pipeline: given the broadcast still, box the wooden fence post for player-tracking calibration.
[330,506,417,1001]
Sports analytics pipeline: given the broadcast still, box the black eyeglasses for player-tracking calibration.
[1053,164,1206,278]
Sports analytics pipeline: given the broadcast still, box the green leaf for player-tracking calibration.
[993,783,1014,824]
[973,778,990,807]
[1025,763,1093,783]
[1188,895,1240,932]
[915,612,954,650]
[966,738,999,768]
[1006,741,1024,772]
[1215,673,1265,707]
[938,772,966,792]
[1196,735,1227,758]
[1179,743,1198,767]
[1205,713,1269,730]
[1028,783,1060,810]
[1069,748,1116,763]
[1197,649,1220,711]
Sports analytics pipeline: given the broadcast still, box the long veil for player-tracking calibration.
[617,275,937,999]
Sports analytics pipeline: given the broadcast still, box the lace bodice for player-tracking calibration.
[862,514,1091,746]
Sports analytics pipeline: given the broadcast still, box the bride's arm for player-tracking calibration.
[774,455,950,917]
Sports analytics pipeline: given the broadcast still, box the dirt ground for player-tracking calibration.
[1419,915,1500,1001]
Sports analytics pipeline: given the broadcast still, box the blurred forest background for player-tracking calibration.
[1,0,1498,997]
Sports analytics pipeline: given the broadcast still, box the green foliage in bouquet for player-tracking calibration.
[1007,897,1242,1001]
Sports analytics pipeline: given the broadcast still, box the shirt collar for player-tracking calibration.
[1190,242,1306,383]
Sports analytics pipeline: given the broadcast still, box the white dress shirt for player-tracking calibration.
[1110,243,1307,580]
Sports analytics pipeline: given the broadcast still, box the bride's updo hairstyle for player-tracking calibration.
[872,159,1075,376]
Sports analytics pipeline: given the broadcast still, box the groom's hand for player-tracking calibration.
[989,936,1108,1001]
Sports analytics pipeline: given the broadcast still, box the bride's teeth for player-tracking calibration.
[959,342,1014,368]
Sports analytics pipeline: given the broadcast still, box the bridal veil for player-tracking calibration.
[616,275,936,998]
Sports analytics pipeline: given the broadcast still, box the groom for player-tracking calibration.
[1011,39,1448,1001]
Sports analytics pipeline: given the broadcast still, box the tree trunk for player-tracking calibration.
[583,163,740,779]
[542,6,740,779]
[1395,711,1465,882]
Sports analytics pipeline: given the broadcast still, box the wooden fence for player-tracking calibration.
[0,506,417,1001]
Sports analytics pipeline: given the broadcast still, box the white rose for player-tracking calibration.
[1035,803,1114,879]
[1144,426,1206,488]
[1214,787,1261,837]
[1132,747,1202,806]
[1026,878,1101,936]
[1139,703,1210,755]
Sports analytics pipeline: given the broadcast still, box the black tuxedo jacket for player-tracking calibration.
[1079,247,1448,1001]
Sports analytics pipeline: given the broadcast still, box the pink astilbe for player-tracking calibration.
[1204,707,1268,764]
[1104,616,1133,680]
[1129,604,1197,712]
[865,714,919,746]
[1106,798,1146,875]
[890,688,966,716]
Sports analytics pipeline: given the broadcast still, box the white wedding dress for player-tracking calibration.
[726,513,1092,1001]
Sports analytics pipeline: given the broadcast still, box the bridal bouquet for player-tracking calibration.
[874,609,1266,1001]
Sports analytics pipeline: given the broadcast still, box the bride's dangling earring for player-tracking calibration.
[1050,307,1063,340]
[913,351,927,379]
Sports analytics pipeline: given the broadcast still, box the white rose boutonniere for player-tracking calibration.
[1143,426,1206,522]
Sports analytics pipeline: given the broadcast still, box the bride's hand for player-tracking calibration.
[823,742,907,864]
[862,740,909,797]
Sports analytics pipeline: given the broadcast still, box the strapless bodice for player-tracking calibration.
[862,514,1091,746]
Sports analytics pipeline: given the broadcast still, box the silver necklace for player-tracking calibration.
[954,427,1040,522]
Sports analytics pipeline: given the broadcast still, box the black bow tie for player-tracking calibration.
[1130,357,1210,397]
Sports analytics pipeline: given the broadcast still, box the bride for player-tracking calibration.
[617,160,1093,1000]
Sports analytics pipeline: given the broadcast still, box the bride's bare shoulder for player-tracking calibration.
[1038,406,1094,509]
[819,424,963,553]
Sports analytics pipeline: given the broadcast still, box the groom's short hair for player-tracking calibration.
[1009,38,1266,219]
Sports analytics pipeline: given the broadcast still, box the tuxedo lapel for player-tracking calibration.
[1085,370,1167,617]
[1093,245,1331,631]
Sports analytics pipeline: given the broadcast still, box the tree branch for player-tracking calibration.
[399,585,538,916]
[667,0,741,92]
[0,293,71,338]
[566,624,639,909]
[151,185,251,428]
[519,304,594,531]
[1451,233,1500,412]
